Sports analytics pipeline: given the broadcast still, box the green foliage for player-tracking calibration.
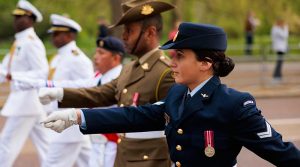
[0,0,300,59]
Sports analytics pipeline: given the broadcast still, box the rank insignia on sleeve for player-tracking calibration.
[243,100,254,107]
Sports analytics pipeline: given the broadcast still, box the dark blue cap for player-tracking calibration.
[96,36,125,55]
[160,22,227,51]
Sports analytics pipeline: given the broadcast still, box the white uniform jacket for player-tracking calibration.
[271,25,289,53]
[52,65,122,88]
[1,27,48,117]
[50,40,94,143]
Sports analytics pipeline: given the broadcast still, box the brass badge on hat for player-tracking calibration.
[99,40,104,47]
[141,5,154,15]
[173,31,179,42]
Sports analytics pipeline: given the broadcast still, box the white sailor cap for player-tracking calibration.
[48,14,82,33]
[12,0,43,22]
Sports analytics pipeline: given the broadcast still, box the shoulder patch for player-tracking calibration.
[71,50,79,56]
[153,101,164,105]
[243,100,254,107]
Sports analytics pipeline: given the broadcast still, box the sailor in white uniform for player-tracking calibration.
[41,14,94,167]
[13,36,125,167]
[0,0,49,167]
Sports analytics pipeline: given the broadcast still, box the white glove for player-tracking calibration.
[13,77,46,90]
[39,87,64,105]
[0,69,7,83]
[43,108,78,133]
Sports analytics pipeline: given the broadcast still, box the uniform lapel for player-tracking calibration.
[124,60,145,87]
[177,76,221,125]
[124,50,162,87]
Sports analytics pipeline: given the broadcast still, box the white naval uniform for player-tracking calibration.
[42,41,94,167]
[49,65,122,167]
[0,27,49,167]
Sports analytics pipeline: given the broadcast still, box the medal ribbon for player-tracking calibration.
[132,92,140,106]
[204,130,214,148]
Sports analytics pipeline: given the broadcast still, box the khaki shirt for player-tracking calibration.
[59,49,175,108]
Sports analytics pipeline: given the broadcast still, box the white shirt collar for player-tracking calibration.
[58,41,76,54]
[187,76,213,97]
[15,27,35,39]
[139,46,160,64]
[100,64,122,84]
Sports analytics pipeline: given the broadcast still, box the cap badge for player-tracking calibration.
[141,5,154,15]
[173,31,179,42]
[99,41,104,47]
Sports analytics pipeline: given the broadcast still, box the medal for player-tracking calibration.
[132,92,140,106]
[204,130,215,157]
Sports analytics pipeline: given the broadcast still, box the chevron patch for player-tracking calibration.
[257,122,272,138]
[153,101,164,105]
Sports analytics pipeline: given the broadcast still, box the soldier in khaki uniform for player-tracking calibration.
[38,0,175,167]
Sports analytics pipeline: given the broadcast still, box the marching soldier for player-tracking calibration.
[43,22,300,167]
[0,0,49,166]
[13,36,125,167]
[38,0,175,167]
[41,14,94,167]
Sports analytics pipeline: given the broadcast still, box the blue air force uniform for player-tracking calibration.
[78,22,300,166]
[80,76,300,166]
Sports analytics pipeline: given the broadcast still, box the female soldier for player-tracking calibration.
[43,22,300,167]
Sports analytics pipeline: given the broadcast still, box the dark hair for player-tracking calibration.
[139,14,163,37]
[193,50,235,77]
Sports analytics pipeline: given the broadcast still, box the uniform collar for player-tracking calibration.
[187,76,213,97]
[100,64,122,84]
[15,27,35,39]
[138,47,163,72]
[139,46,159,65]
[194,75,221,100]
[58,41,76,54]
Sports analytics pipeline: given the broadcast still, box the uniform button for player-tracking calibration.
[122,89,128,94]
[120,104,124,107]
[177,129,183,134]
[175,161,181,167]
[160,55,165,60]
[143,155,149,160]
[117,138,121,144]
[176,145,182,151]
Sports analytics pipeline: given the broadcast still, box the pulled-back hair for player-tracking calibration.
[193,50,235,77]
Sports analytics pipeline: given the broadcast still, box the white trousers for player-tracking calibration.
[89,141,117,167]
[0,115,49,167]
[42,140,91,167]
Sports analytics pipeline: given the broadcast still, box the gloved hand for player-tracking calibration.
[0,69,7,83]
[43,108,79,133]
[39,87,64,105]
[13,77,46,90]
